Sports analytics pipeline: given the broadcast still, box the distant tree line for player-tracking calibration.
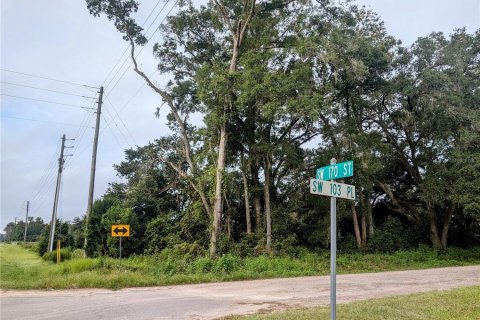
[3,217,47,242]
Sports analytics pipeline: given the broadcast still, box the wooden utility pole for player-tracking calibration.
[48,135,66,252]
[86,86,103,218]
[23,201,29,242]
[48,135,74,252]
[84,86,103,251]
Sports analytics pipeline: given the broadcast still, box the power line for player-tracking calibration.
[1,81,96,99]
[101,113,128,151]
[104,93,137,146]
[29,143,62,212]
[1,94,96,110]
[1,114,96,128]
[117,69,157,114]
[107,0,177,92]
[102,0,164,86]
[63,98,98,170]
[0,68,98,89]
[102,106,133,148]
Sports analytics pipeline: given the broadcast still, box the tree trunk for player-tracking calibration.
[241,167,252,234]
[360,192,367,247]
[251,160,262,230]
[361,213,367,248]
[226,210,231,241]
[351,204,363,249]
[264,156,272,254]
[210,0,256,256]
[440,205,455,249]
[430,220,442,250]
[366,191,374,237]
[427,203,443,250]
[210,126,227,257]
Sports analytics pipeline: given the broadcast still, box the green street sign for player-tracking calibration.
[316,160,354,181]
[309,179,356,200]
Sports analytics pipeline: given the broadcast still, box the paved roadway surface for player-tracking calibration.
[1,265,479,320]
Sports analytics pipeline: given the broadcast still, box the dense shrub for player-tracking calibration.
[367,217,410,253]
[214,254,239,273]
[191,257,213,273]
[42,248,72,263]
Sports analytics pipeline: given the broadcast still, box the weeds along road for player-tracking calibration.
[1,265,479,320]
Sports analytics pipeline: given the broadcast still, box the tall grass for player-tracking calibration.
[1,243,479,290]
[225,286,480,320]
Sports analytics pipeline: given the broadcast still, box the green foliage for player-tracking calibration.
[2,244,480,290]
[367,217,410,253]
[82,0,480,255]
[103,205,140,257]
[215,254,239,273]
[42,248,72,263]
[37,225,50,256]
[3,217,46,242]
[36,220,74,256]
[84,196,120,257]
[191,257,213,273]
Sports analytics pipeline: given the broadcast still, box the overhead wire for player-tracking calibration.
[29,142,62,215]
[106,0,177,93]
[0,114,95,128]
[101,113,128,151]
[102,0,164,87]
[63,93,98,170]
[1,94,96,110]
[29,144,60,204]
[102,106,133,149]
[1,81,96,99]
[76,1,179,158]
[0,68,98,89]
[104,93,137,146]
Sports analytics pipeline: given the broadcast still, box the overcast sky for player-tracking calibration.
[1,0,479,232]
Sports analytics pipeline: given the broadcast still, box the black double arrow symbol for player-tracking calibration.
[113,226,128,235]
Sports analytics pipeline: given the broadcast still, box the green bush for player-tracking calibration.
[159,242,206,261]
[273,235,299,256]
[232,233,261,258]
[368,217,410,253]
[340,234,359,253]
[191,257,213,273]
[71,249,86,259]
[214,254,239,273]
[42,248,72,263]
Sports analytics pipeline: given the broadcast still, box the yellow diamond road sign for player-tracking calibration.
[111,224,130,237]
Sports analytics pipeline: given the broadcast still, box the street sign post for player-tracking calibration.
[111,224,130,261]
[316,160,354,181]
[310,159,355,320]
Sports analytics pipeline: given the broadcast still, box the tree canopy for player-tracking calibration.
[75,0,480,257]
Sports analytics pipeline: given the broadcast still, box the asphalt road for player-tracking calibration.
[1,265,479,320]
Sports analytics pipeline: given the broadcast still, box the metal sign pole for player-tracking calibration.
[330,158,337,320]
[330,195,337,320]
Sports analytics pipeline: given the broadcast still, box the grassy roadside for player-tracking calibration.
[224,286,480,320]
[1,243,479,290]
